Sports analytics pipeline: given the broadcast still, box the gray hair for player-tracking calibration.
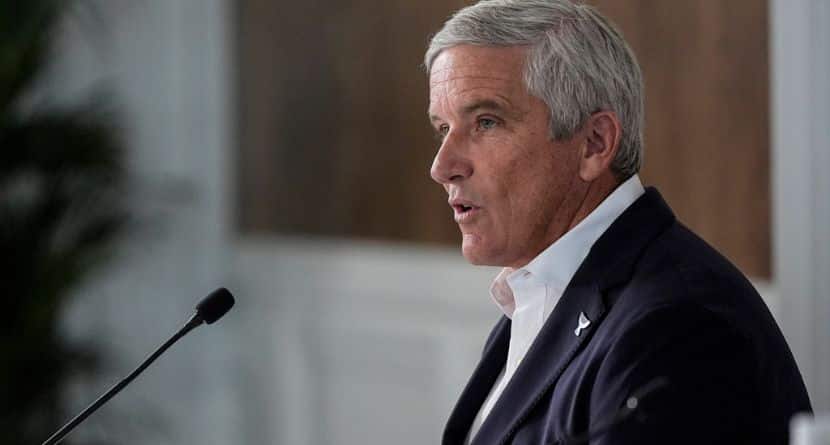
[425,0,644,179]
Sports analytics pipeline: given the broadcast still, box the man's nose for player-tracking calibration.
[430,133,473,185]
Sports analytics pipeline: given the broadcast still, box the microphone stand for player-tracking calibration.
[41,314,205,445]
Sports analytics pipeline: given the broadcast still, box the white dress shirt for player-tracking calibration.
[465,175,645,443]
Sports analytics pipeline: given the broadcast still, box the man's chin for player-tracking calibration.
[461,235,500,266]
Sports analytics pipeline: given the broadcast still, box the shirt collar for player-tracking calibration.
[489,174,646,317]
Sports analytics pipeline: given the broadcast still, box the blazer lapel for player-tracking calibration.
[443,316,511,445]
[470,282,606,445]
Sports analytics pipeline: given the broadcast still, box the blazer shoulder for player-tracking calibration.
[623,220,766,317]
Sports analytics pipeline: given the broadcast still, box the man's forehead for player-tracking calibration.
[428,46,527,114]
[429,45,526,87]
[429,71,517,93]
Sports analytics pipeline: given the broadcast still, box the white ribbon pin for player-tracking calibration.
[574,311,591,337]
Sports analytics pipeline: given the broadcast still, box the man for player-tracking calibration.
[425,1,811,444]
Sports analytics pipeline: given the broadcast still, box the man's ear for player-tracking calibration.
[579,111,622,182]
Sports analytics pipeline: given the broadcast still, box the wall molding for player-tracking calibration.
[770,0,830,411]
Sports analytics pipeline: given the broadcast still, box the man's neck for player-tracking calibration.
[565,173,622,233]
[506,172,622,269]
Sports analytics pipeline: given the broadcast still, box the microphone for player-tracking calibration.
[41,288,236,445]
[553,376,670,445]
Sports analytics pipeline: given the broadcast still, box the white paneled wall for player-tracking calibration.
[771,0,830,411]
[231,238,500,444]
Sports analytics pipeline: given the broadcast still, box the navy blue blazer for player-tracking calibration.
[443,188,811,445]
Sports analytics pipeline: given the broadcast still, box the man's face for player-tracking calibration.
[428,45,587,268]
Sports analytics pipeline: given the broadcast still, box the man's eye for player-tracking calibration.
[478,118,498,130]
[435,124,450,141]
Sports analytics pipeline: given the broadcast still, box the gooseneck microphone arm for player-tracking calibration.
[42,288,235,445]
[41,314,203,445]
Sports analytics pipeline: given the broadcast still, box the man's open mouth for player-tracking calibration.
[452,203,480,223]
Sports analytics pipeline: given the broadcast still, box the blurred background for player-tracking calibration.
[2,0,828,443]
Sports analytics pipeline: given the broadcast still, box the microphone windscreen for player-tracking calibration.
[196,288,235,324]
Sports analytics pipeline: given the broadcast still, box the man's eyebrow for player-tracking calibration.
[461,99,510,115]
[428,98,514,123]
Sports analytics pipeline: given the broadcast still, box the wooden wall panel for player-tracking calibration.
[236,0,469,244]
[236,0,770,277]
[587,0,770,277]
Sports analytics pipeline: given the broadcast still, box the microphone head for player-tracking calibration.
[195,288,235,324]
